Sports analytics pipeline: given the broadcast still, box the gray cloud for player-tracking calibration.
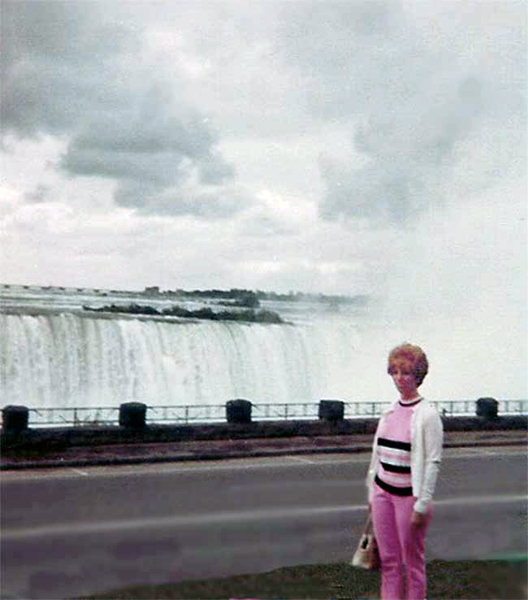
[1,1,241,218]
[59,83,237,215]
[114,181,251,219]
[3,0,525,226]
[24,184,51,204]
[1,1,138,136]
[278,1,526,224]
[319,75,486,223]
[64,85,217,157]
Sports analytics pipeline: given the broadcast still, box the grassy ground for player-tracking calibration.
[77,559,527,600]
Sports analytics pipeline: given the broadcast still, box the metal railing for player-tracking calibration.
[435,399,528,417]
[252,403,319,421]
[147,404,226,425]
[15,399,527,428]
[26,406,120,427]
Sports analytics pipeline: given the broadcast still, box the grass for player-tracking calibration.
[76,558,527,599]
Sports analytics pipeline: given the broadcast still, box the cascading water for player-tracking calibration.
[2,285,527,410]
[0,310,361,409]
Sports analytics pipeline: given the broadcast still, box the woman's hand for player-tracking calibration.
[411,510,426,527]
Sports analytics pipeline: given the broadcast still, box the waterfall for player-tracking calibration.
[0,312,361,408]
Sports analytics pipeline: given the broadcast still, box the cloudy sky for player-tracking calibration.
[1,0,526,310]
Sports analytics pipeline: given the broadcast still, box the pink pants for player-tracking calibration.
[371,484,432,600]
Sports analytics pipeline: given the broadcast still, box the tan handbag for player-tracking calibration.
[351,515,380,570]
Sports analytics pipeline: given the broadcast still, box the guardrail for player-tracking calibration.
[10,399,526,428]
[26,407,121,427]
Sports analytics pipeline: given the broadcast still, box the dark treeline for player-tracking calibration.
[2,283,369,307]
[157,288,369,306]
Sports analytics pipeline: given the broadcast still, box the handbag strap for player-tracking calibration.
[360,514,371,536]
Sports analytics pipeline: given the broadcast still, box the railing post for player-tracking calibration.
[318,400,344,422]
[476,397,498,419]
[226,399,252,424]
[119,402,147,428]
[2,405,29,433]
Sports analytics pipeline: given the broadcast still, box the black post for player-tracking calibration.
[226,399,252,424]
[2,405,29,432]
[119,402,147,428]
[476,397,499,419]
[319,400,345,422]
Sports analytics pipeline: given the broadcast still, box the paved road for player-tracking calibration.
[1,446,526,599]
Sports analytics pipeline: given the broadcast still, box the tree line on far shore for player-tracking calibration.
[143,287,369,307]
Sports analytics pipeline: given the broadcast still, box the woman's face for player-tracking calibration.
[389,359,419,399]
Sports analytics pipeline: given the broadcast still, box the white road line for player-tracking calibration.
[289,456,315,464]
[436,493,527,507]
[2,494,526,542]
[2,504,369,540]
[444,450,527,459]
[70,468,88,476]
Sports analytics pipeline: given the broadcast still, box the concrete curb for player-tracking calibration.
[1,439,525,471]
[3,415,526,450]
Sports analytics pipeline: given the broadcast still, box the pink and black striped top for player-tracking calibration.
[374,397,423,496]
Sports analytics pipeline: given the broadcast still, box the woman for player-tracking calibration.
[366,343,443,600]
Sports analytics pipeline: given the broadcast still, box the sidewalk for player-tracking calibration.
[1,429,525,470]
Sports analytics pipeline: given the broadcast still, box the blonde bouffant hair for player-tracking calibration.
[387,343,429,386]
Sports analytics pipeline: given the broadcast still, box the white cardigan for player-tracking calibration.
[366,399,443,514]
